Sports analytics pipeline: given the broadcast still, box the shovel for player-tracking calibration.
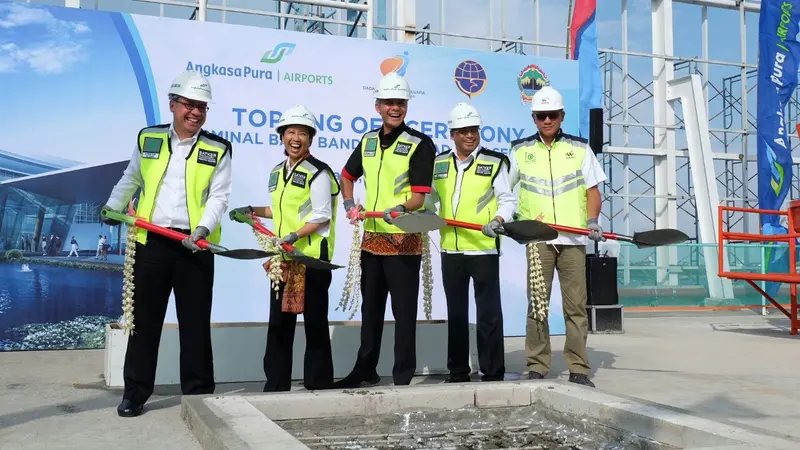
[101,209,278,260]
[362,210,447,233]
[232,211,345,271]
[547,223,690,248]
[443,219,559,244]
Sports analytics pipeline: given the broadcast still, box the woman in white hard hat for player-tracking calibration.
[508,85,607,388]
[334,72,437,389]
[101,70,233,416]
[425,102,516,383]
[229,105,340,392]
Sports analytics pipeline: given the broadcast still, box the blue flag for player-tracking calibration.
[757,0,800,296]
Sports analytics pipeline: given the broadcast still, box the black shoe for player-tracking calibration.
[444,375,471,383]
[332,372,381,389]
[527,371,544,380]
[568,373,595,388]
[116,399,143,417]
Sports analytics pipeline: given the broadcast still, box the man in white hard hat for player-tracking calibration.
[101,70,233,416]
[334,72,436,388]
[228,105,339,392]
[424,102,516,383]
[508,85,606,388]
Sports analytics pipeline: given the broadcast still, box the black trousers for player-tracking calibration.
[441,253,505,381]
[123,232,215,405]
[263,265,334,392]
[351,251,421,385]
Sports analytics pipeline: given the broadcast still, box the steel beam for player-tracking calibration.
[651,0,678,286]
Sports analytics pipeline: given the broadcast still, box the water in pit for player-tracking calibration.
[277,404,675,450]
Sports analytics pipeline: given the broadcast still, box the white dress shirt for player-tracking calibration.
[425,148,517,255]
[509,140,607,246]
[106,124,233,233]
[280,157,333,238]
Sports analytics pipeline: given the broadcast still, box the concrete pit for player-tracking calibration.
[181,380,800,450]
[278,405,673,449]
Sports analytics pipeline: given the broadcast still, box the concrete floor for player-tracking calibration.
[1,310,798,450]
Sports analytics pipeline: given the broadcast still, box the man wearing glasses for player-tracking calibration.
[424,102,515,383]
[508,86,606,388]
[101,70,233,417]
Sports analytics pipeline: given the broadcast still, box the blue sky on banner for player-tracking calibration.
[2,0,764,213]
[9,0,761,148]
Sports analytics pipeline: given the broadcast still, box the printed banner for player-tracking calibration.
[569,0,602,139]
[0,2,581,351]
[756,0,800,296]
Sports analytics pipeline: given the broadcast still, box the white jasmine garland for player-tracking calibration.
[338,220,363,319]
[526,242,548,322]
[121,224,137,336]
[421,232,433,320]
[252,227,283,294]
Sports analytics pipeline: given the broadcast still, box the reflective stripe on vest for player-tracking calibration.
[511,136,588,228]
[360,130,420,234]
[268,158,340,261]
[135,126,226,245]
[433,149,502,252]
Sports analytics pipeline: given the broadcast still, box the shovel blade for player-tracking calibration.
[631,229,689,248]
[502,220,559,243]
[214,249,279,260]
[285,253,345,271]
[391,211,447,233]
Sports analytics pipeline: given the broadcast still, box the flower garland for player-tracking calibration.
[250,223,284,294]
[526,242,548,322]
[338,220,363,319]
[421,232,433,320]
[120,223,138,336]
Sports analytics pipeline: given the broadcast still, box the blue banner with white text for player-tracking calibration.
[757,0,800,296]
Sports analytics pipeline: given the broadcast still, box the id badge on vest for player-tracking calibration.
[141,137,162,159]
[434,161,450,180]
[364,137,378,157]
[268,170,280,192]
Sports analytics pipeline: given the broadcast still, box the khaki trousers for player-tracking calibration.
[525,243,590,376]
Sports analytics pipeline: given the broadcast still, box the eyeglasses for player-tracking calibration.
[454,127,479,136]
[175,99,209,113]
[534,111,561,121]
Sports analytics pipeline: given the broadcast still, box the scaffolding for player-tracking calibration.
[50,0,797,292]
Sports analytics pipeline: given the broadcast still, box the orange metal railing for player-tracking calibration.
[717,204,799,335]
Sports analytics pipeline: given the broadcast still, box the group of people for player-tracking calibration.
[101,69,607,418]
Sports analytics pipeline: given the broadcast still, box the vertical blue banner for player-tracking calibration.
[757,0,800,296]
[569,0,602,139]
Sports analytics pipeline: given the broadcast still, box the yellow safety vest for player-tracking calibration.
[135,125,230,245]
[268,156,340,261]
[511,131,588,228]
[359,128,423,234]
[432,148,507,252]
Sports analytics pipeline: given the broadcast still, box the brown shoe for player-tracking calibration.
[527,371,544,380]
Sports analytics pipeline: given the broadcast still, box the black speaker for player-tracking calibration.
[585,254,618,306]
[589,108,603,154]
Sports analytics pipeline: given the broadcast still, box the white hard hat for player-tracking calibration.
[530,86,564,112]
[169,70,213,103]
[276,105,318,136]
[447,102,482,129]
[375,72,411,100]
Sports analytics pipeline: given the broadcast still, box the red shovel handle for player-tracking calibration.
[546,223,622,241]
[440,218,484,231]
[247,215,296,253]
[362,211,402,220]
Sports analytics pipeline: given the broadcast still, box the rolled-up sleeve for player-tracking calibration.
[198,148,233,232]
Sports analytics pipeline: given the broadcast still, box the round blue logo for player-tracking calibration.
[454,60,487,99]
